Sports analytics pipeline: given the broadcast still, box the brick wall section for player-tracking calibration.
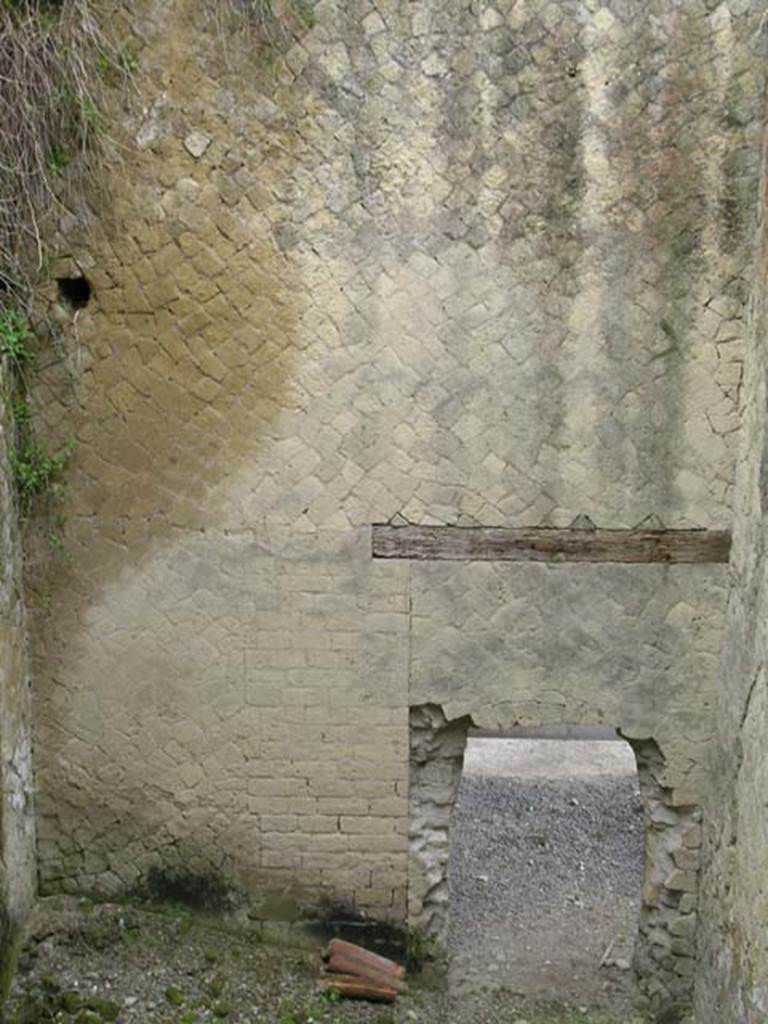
[29,0,763,925]
[35,531,410,919]
[410,561,727,800]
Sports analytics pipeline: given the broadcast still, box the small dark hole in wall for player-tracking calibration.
[57,275,92,310]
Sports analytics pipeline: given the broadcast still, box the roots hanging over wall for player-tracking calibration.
[0,1,134,303]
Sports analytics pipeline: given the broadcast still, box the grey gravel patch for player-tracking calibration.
[448,773,644,1010]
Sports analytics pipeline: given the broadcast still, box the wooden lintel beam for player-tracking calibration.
[371,525,731,564]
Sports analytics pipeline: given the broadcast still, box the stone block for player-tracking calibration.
[672,848,701,872]
[671,938,696,958]
[665,870,698,894]
[669,915,698,939]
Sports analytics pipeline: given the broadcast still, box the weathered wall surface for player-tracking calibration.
[0,366,35,977]
[411,562,726,800]
[695,108,768,1024]
[31,0,762,934]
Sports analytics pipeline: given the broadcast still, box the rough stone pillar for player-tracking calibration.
[408,704,472,947]
[629,738,701,1020]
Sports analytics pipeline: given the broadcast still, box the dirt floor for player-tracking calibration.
[3,898,650,1024]
[4,740,652,1024]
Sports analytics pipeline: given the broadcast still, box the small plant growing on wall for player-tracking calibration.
[0,308,74,520]
[405,925,438,973]
[11,435,75,515]
[0,309,34,371]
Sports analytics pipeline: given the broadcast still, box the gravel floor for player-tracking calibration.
[6,899,392,1024]
[449,774,643,1000]
[445,738,644,1017]
[5,741,650,1024]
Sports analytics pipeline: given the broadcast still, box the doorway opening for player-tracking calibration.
[449,727,642,1005]
[409,705,702,1019]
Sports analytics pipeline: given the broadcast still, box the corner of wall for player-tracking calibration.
[0,362,36,1005]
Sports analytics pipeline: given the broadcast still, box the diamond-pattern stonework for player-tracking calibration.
[30,0,762,933]
[410,561,727,799]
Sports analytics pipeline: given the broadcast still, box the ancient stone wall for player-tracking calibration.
[30,0,762,957]
[408,704,469,943]
[410,561,727,800]
[0,364,36,981]
[695,94,768,1024]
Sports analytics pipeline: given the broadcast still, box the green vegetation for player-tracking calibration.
[59,990,82,1013]
[0,1,132,535]
[405,925,438,973]
[119,925,142,948]
[0,0,134,303]
[96,42,138,80]
[275,987,384,1024]
[206,977,225,998]
[164,987,186,1007]
[84,996,119,1021]
[0,310,34,369]
[0,307,74,516]
[7,975,125,1024]
[11,437,74,513]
